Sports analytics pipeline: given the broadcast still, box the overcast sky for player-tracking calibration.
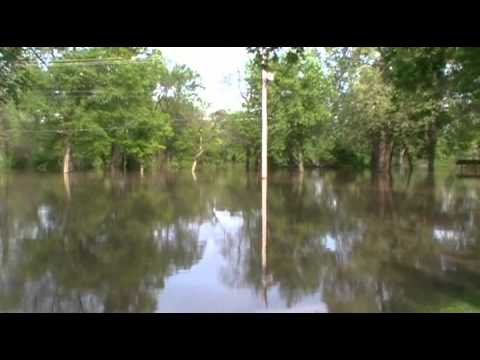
[158,47,249,114]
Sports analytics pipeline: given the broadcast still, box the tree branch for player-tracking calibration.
[28,48,48,67]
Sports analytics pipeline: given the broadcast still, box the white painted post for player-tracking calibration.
[261,69,274,180]
[261,68,273,307]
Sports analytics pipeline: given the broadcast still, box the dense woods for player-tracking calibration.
[1,47,479,176]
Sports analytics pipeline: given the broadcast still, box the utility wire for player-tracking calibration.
[24,58,161,67]
[33,90,159,97]
[0,117,190,134]
[1,126,155,134]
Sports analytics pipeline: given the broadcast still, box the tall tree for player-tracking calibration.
[381,47,452,174]
[244,49,334,171]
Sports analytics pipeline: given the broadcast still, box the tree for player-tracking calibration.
[341,65,399,175]
[269,50,333,172]
[381,47,453,174]
[154,64,204,166]
[8,47,174,174]
[173,113,223,176]
[243,49,333,172]
[246,47,305,69]
[0,47,28,104]
[326,47,446,176]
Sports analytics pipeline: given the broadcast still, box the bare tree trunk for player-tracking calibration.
[111,144,122,173]
[253,149,260,174]
[1,179,10,267]
[294,170,304,195]
[399,145,414,179]
[192,135,204,178]
[372,172,393,218]
[63,140,71,174]
[371,130,393,176]
[406,146,414,171]
[297,150,304,174]
[191,160,198,175]
[191,150,204,177]
[399,147,406,169]
[63,172,71,201]
[426,123,437,176]
[140,163,144,177]
[2,140,9,168]
[371,136,378,173]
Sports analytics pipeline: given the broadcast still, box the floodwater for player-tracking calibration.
[0,166,479,313]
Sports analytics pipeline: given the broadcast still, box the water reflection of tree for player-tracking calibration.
[2,168,480,312]
[0,173,207,312]
[217,168,480,312]
[213,171,262,290]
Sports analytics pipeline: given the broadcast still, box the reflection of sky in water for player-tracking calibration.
[156,211,327,313]
[324,234,337,252]
[213,209,244,229]
[2,169,479,313]
[37,205,56,232]
[434,229,460,242]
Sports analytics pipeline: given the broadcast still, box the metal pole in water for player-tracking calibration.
[261,69,269,275]
[261,69,274,180]
[261,68,273,307]
[261,176,267,272]
[261,176,268,307]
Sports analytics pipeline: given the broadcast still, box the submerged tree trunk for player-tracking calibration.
[426,123,437,176]
[254,151,260,174]
[191,159,198,175]
[399,147,406,169]
[399,144,414,177]
[191,149,204,177]
[63,140,71,174]
[192,135,204,178]
[371,145,378,174]
[297,150,304,174]
[2,140,9,168]
[371,130,394,176]
[372,173,393,218]
[371,132,394,218]
[111,143,122,173]
[405,146,414,171]
[1,179,10,267]
[294,170,304,195]
[63,172,71,200]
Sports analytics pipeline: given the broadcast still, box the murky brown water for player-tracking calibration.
[0,165,479,312]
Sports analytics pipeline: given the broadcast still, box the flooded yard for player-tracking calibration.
[0,166,479,312]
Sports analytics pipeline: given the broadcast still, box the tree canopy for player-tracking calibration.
[1,46,480,175]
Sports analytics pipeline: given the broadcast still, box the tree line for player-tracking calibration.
[1,47,479,176]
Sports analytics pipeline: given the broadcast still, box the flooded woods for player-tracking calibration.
[1,167,476,312]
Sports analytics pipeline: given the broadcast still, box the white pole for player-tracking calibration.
[261,69,268,180]
[261,68,268,280]
[261,67,273,307]
[261,173,267,272]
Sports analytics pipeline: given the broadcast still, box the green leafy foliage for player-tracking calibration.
[2,47,480,174]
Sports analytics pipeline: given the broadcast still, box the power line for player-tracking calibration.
[50,57,130,63]
[0,122,163,134]
[0,115,193,135]
[25,58,161,67]
[37,89,159,95]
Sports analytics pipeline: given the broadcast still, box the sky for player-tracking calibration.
[158,47,249,114]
